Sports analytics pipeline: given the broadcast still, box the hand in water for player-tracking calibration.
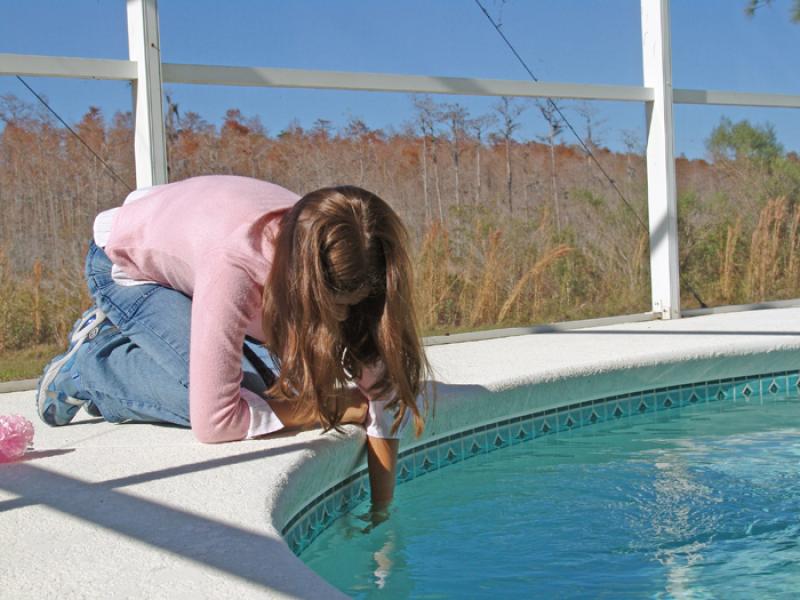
[343,501,392,537]
[357,502,391,532]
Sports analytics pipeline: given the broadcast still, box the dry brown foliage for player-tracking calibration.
[2,95,799,363]
[747,196,789,301]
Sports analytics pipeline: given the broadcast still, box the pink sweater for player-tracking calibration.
[103,175,404,443]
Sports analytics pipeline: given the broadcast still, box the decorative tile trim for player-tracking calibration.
[283,369,800,556]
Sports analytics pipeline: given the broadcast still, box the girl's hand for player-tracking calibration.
[341,388,369,425]
[341,504,391,537]
[355,503,391,533]
[264,387,367,431]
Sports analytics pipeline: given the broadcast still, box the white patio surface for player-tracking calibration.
[2,306,799,599]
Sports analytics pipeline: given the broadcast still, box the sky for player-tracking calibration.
[0,0,798,159]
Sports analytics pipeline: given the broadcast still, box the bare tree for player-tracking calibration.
[492,96,525,214]
[440,102,470,209]
[621,128,643,196]
[575,101,607,155]
[468,113,497,206]
[164,93,182,180]
[413,95,440,225]
[344,116,370,185]
[536,101,564,234]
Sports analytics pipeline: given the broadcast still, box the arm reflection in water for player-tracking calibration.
[371,532,396,589]
[339,505,413,595]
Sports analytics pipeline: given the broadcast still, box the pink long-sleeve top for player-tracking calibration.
[97,175,406,443]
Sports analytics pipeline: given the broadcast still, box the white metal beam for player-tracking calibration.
[642,0,681,320]
[682,297,800,318]
[0,53,137,80]
[674,88,800,109]
[126,0,167,187]
[5,52,800,110]
[162,63,654,102]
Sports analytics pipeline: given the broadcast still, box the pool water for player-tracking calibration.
[301,395,800,598]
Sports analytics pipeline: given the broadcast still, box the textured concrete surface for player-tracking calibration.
[2,307,799,598]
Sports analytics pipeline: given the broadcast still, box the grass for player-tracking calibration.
[2,196,799,384]
[0,344,61,382]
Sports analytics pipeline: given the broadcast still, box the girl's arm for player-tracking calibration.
[367,436,399,508]
[190,255,282,443]
[356,360,410,509]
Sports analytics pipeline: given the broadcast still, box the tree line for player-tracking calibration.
[1,92,799,372]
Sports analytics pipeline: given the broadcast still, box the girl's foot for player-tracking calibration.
[36,307,108,426]
[84,402,103,417]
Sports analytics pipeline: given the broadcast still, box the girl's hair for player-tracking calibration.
[261,185,433,437]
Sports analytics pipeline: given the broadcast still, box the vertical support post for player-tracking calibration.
[641,0,681,319]
[127,0,167,188]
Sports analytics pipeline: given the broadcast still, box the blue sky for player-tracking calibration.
[1,0,798,158]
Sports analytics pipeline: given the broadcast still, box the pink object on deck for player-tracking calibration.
[0,415,34,462]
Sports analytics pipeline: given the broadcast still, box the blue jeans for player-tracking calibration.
[74,241,274,426]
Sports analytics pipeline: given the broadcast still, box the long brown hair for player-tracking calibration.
[261,185,433,437]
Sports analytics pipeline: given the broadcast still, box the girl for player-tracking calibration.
[36,175,433,508]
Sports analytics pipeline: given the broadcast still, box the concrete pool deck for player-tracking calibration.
[2,306,800,598]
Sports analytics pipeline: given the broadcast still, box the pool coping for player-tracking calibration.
[2,306,800,598]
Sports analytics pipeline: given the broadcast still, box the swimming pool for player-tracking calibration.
[288,370,800,597]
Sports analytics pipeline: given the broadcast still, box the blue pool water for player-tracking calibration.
[301,395,800,598]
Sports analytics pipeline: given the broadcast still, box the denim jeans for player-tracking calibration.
[74,241,274,426]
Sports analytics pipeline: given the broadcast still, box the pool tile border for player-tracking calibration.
[282,369,800,556]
